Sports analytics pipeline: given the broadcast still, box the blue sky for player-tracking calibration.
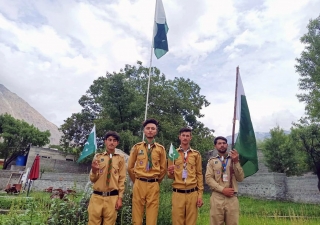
[0,0,319,136]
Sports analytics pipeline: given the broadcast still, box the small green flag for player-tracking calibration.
[168,143,179,161]
[77,124,97,163]
[234,75,259,177]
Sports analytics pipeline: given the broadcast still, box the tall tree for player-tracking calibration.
[262,126,304,176]
[295,14,320,120]
[60,61,214,157]
[0,114,51,169]
[291,119,320,191]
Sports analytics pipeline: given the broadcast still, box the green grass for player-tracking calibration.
[0,190,319,225]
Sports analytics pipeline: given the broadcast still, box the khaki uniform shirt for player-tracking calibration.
[128,141,167,183]
[90,151,126,198]
[167,147,204,198]
[205,154,244,193]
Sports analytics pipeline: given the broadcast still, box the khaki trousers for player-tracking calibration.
[132,179,160,225]
[172,190,198,225]
[87,193,118,225]
[210,192,239,225]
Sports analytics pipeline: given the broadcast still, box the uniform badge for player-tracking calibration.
[191,166,194,169]
[155,162,158,166]
[101,158,104,162]
[216,170,221,175]
[138,150,144,155]
[176,165,180,169]
[214,161,218,164]
[114,170,117,174]
[140,161,143,165]
[99,169,103,174]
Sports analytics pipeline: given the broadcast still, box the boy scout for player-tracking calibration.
[87,131,126,225]
[205,136,244,225]
[167,127,204,225]
[127,118,167,225]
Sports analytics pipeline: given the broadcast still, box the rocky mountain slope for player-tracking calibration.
[0,84,61,145]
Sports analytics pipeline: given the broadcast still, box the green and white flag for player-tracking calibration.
[234,75,259,177]
[153,0,169,59]
[77,124,97,163]
[168,143,179,161]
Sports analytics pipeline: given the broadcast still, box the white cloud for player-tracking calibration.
[0,0,319,138]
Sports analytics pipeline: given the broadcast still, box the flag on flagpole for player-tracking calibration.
[168,143,179,161]
[153,0,169,59]
[234,75,259,177]
[77,124,97,163]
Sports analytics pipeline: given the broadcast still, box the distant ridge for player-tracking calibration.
[226,131,290,143]
[0,84,61,145]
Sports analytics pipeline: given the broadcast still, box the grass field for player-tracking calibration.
[0,191,319,225]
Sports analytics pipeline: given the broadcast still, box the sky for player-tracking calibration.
[0,0,319,137]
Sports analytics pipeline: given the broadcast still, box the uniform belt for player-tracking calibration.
[137,177,158,182]
[93,190,118,196]
[173,187,198,193]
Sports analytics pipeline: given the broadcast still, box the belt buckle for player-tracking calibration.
[102,191,110,197]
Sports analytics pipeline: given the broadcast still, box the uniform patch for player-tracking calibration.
[191,166,194,169]
[138,150,144,155]
[101,158,104,162]
[140,161,143,165]
[214,161,218,164]
[216,170,221,174]
[99,169,103,174]
[176,165,180,169]
[155,162,158,166]
[114,170,117,174]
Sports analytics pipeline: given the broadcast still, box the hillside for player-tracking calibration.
[0,84,61,145]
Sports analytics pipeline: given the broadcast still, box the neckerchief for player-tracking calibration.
[146,140,155,171]
[106,152,113,185]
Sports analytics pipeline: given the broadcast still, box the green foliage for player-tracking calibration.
[0,113,50,168]
[291,119,320,173]
[262,126,305,176]
[295,14,320,120]
[59,62,214,159]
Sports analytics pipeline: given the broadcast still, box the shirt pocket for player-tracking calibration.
[99,162,106,174]
[187,157,196,180]
[212,161,222,181]
[112,164,119,180]
[136,154,146,168]
[152,153,160,169]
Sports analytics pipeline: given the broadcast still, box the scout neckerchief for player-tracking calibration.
[146,139,155,171]
[218,155,229,182]
[179,146,190,183]
[106,151,113,185]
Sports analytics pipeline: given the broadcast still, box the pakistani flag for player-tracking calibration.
[77,124,97,163]
[153,0,169,59]
[234,75,259,177]
[168,143,179,161]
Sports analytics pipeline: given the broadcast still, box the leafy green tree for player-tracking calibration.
[291,119,320,190]
[295,14,320,120]
[0,113,51,169]
[60,61,214,158]
[262,126,304,176]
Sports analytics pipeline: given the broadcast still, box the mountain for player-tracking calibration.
[226,131,290,143]
[0,84,61,145]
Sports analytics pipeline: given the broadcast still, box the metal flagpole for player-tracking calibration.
[143,0,158,141]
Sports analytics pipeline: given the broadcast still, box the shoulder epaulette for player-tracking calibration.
[155,142,165,148]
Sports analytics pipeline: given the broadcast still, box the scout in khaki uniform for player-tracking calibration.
[88,131,126,225]
[205,136,244,225]
[127,118,167,225]
[167,127,204,225]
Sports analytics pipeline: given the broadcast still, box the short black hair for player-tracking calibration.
[214,136,227,145]
[179,127,192,135]
[143,118,159,128]
[104,131,120,142]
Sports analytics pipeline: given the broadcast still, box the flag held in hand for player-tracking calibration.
[168,143,179,161]
[77,124,97,163]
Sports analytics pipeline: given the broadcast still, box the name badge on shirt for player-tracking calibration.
[223,174,228,182]
[182,169,188,179]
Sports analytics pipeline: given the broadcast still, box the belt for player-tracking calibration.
[137,177,158,182]
[173,187,198,193]
[93,190,118,196]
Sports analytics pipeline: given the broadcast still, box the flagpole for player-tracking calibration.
[231,66,240,148]
[143,0,158,141]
